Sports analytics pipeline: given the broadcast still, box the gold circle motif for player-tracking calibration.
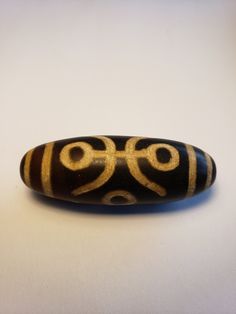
[102,190,137,205]
[147,143,180,171]
[60,142,93,171]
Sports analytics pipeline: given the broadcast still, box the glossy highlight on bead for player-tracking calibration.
[20,135,216,205]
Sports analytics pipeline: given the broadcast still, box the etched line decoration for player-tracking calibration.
[60,136,116,196]
[204,152,213,189]
[102,190,137,205]
[59,136,180,197]
[41,142,55,197]
[186,144,197,197]
[23,148,34,188]
[126,138,180,197]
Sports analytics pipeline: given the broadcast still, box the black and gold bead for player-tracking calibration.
[20,135,216,205]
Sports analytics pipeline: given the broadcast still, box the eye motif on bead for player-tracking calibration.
[102,190,137,205]
[59,136,180,199]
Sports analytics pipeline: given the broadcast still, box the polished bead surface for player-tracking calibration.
[20,136,216,205]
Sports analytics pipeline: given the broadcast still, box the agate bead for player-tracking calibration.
[20,136,216,205]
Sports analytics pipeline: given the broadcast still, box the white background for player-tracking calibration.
[1,1,236,313]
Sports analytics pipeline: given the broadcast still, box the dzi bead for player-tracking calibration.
[20,136,216,205]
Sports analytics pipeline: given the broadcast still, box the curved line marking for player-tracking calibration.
[72,136,116,196]
[125,137,167,197]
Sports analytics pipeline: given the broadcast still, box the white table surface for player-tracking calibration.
[1,1,236,313]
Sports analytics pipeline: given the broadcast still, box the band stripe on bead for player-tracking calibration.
[24,149,34,188]
[186,144,197,197]
[41,143,54,197]
[204,152,213,189]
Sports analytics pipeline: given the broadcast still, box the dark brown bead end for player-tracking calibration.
[20,135,216,205]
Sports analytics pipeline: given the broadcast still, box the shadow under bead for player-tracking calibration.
[20,135,216,205]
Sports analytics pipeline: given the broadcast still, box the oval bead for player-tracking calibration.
[20,136,216,205]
